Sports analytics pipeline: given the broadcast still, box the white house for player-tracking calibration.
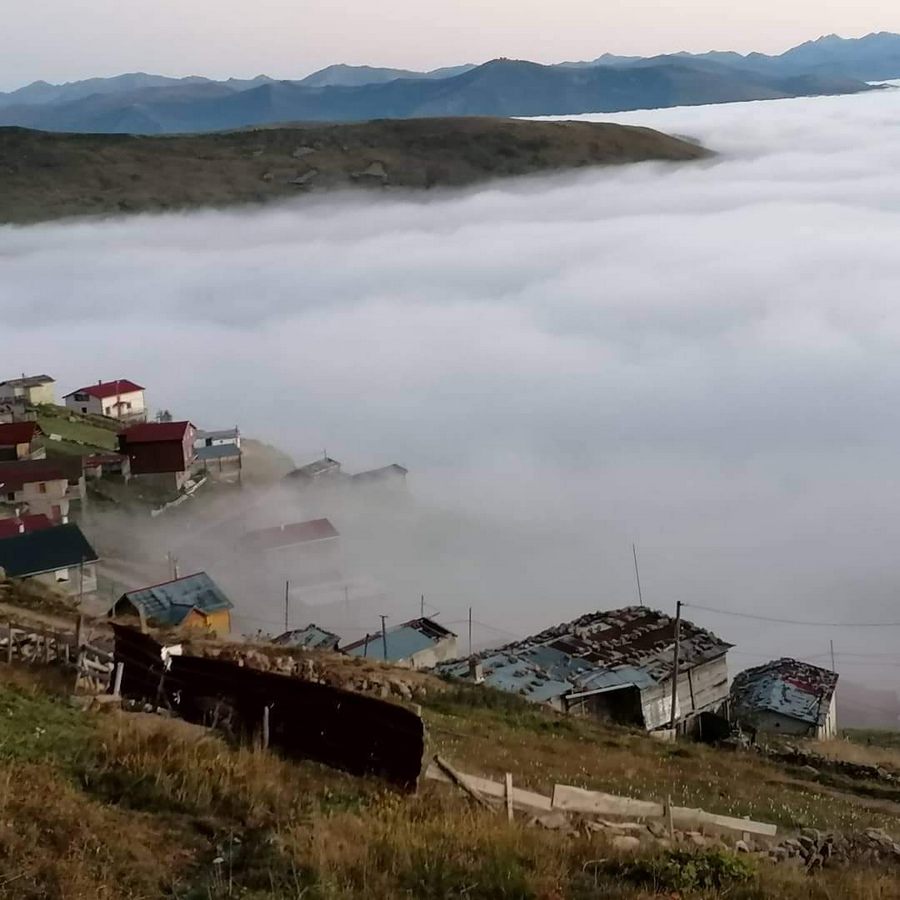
[64,379,146,421]
[0,375,55,406]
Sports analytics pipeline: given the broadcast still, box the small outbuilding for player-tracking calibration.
[110,572,233,634]
[0,375,55,406]
[0,523,99,596]
[730,658,839,740]
[343,617,458,669]
[119,420,196,492]
[0,422,45,462]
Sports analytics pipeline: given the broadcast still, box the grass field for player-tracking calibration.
[1,667,899,899]
[36,406,120,452]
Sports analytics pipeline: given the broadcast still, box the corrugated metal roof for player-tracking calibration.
[731,658,838,727]
[0,422,41,445]
[344,617,456,662]
[0,524,98,577]
[196,444,241,461]
[1,375,54,388]
[439,605,730,704]
[120,421,192,444]
[64,379,144,400]
[0,514,53,539]
[117,572,232,627]
[274,624,341,651]
[286,457,342,480]
[241,518,339,551]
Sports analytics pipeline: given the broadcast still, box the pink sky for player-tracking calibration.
[5,0,900,89]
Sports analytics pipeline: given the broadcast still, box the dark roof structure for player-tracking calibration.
[0,523,98,578]
[114,572,233,628]
[730,658,839,728]
[196,444,241,462]
[274,624,342,651]
[0,422,42,445]
[285,457,342,480]
[350,464,408,483]
[440,606,732,704]
[120,421,192,444]
[64,379,144,400]
[241,518,339,552]
[0,375,54,389]
[0,459,73,492]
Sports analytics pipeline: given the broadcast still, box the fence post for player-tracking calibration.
[112,662,124,697]
[505,773,514,823]
[43,630,51,665]
[75,615,84,650]
[4,622,11,665]
[262,705,270,750]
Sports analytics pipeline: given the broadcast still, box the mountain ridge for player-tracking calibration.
[0,32,896,135]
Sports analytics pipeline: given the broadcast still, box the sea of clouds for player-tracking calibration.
[5,87,900,694]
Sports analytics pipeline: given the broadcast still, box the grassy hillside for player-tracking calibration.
[36,405,120,454]
[0,667,898,899]
[0,117,709,224]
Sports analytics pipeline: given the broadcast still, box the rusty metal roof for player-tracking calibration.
[440,605,731,704]
[731,658,838,727]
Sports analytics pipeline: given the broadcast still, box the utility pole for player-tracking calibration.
[632,543,644,605]
[468,606,473,657]
[421,594,425,618]
[284,580,290,633]
[380,615,388,661]
[830,639,836,673]
[669,600,682,732]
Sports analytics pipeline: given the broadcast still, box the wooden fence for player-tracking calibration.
[425,760,778,838]
[0,619,116,694]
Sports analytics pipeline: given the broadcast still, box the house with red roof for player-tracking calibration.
[0,513,53,540]
[0,458,84,523]
[239,518,342,588]
[118,421,196,492]
[63,379,146,422]
[0,422,45,462]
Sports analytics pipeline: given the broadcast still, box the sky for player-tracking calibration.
[4,0,900,90]
[5,86,900,711]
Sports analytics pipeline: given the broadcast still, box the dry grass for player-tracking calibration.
[806,737,900,773]
[2,669,900,898]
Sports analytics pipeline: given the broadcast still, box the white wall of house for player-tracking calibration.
[33,562,97,596]
[639,655,730,731]
[1,477,70,521]
[65,389,145,419]
[0,382,54,405]
[406,636,459,670]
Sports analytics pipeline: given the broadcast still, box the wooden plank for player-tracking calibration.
[425,764,552,812]
[552,784,664,819]
[433,755,493,810]
[670,806,777,838]
[505,773,514,823]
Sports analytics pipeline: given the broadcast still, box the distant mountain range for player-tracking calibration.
[1,32,898,135]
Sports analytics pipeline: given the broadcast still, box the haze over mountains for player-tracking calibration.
[1,32,898,134]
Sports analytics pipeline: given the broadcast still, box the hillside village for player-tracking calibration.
[0,369,848,741]
[0,370,898,898]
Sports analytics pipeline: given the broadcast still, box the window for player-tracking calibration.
[73,392,89,402]
[5,492,13,502]
[37,482,47,494]
[55,569,70,583]
[81,407,88,414]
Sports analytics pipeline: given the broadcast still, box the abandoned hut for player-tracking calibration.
[440,606,732,735]
[730,657,839,739]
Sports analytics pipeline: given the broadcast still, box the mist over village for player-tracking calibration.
[5,6,900,898]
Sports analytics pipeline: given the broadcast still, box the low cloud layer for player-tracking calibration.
[5,88,900,698]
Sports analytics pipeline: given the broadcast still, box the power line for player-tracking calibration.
[684,602,900,628]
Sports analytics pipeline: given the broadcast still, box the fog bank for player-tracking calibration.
[5,88,900,698]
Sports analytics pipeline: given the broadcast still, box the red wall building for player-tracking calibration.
[119,421,195,480]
